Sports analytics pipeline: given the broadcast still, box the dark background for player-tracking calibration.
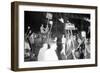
[24,11,90,38]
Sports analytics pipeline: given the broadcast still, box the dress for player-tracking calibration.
[43,43,58,61]
[37,43,48,61]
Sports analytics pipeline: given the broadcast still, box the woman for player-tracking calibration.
[43,37,58,61]
[37,43,48,61]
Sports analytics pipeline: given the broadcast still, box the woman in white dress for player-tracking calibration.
[43,37,58,61]
[37,43,48,61]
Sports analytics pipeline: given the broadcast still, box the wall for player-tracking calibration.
[0,0,99,73]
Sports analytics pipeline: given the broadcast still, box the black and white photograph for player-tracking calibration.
[24,11,91,62]
[11,2,97,71]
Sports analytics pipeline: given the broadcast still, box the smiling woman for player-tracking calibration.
[11,1,97,71]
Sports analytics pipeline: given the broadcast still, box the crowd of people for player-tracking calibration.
[24,13,90,62]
